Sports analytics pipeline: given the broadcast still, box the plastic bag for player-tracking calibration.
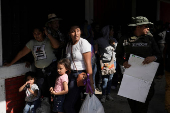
[36,97,51,113]
[79,94,105,113]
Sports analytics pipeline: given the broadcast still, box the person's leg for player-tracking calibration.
[102,75,108,95]
[127,98,136,113]
[165,71,170,113]
[95,55,102,91]
[23,102,31,113]
[92,63,97,89]
[112,61,118,89]
[96,70,102,91]
[128,82,154,113]
[63,71,84,113]
[136,101,150,113]
[30,99,41,113]
[106,74,113,94]
[106,74,114,100]
[111,72,118,89]
[101,75,109,103]
[127,99,149,113]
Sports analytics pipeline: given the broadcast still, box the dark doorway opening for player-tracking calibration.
[1,0,85,63]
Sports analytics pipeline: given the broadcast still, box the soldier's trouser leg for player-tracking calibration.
[165,71,170,113]
[127,81,155,113]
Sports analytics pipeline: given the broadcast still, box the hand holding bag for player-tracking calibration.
[76,72,87,87]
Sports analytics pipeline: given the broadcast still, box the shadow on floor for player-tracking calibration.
[95,76,167,113]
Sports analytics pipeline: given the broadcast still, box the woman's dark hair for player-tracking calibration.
[58,58,71,75]
[67,21,81,33]
[25,71,36,82]
[66,22,81,44]
[32,26,44,33]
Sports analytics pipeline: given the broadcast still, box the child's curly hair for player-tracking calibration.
[58,58,71,75]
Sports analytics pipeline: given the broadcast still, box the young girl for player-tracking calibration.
[19,71,40,113]
[49,58,71,113]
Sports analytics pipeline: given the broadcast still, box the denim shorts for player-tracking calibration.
[53,95,65,112]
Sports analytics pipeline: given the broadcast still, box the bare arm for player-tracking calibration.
[83,52,95,93]
[20,83,38,96]
[19,82,28,92]
[50,82,68,95]
[4,46,31,66]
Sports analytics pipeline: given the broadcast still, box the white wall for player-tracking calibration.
[0,63,31,113]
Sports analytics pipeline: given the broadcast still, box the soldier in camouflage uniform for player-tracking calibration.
[116,16,161,113]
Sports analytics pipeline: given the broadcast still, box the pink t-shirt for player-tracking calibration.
[54,74,68,93]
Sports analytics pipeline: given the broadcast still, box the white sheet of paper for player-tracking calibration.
[125,54,159,82]
[118,74,151,103]
[118,54,159,103]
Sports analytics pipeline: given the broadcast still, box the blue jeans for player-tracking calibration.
[23,99,41,113]
[114,61,116,70]
[102,73,114,95]
[64,70,85,113]
[92,63,97,88]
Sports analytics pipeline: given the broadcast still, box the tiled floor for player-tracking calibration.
[95,76,167,113]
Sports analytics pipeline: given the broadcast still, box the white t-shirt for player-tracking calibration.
[25,84,40,102]
[66,38,91,70]
[26,38,56,68]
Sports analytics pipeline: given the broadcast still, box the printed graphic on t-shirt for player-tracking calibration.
[33,45,47,61]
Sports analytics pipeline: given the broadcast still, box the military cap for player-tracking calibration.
[128,16,153,26]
